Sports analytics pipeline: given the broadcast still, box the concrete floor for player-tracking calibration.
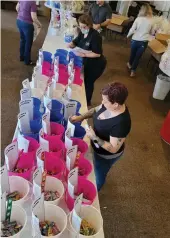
[1,10,170,238]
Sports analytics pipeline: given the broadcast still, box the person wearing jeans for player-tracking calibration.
[70,82,131,191]
[16,1,41,65]
[127,4,153,77]
[129,40,148,72]
[94,151,123,191]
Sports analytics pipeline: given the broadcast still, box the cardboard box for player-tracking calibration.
[156,33,170,46]
[148,39,167,54]
[110,14,129,26]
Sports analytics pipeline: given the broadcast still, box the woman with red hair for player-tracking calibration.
[70,82,131,191]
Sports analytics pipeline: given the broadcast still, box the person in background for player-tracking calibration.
[16,1,41,65]
[68,14,107,106]
[89,1,112,33]
[70,82,131,191]
[127,4,153,77]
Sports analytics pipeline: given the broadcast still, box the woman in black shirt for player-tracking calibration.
[68,14,107,106]
[70,82,131,191]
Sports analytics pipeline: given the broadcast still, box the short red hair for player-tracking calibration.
[101,82,128,105]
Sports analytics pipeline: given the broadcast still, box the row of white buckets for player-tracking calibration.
[4,176,103,237]
[153,75,170,100]
[0,176,30,238]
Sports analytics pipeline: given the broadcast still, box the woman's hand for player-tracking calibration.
[70,115,84,123]
[85,126,96,140]
[93,24,101,30]
[74,52,86,57]
[67,42,75,49]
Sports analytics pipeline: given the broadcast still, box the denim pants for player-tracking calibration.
[129,40,148,71]
[16,19,34,64]
[93,151,122,191]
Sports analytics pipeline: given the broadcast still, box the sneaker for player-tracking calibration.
[130,71,136,77]
[25,61,36,66]
[127,62,131,70]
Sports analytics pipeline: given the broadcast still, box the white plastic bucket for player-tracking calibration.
[71,92,82,102]
[153,75,170,100]
[71,84,82,92]
[41,204,67,238]
[9,176,30,207]
[34,175,64,205]
[55,83,66,91]
[31,88,44,100]
[30,76,48,94]
[53,90,64,100]
[68,205,103,238]
[5,204,27,238]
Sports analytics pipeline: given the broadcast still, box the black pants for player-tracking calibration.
[84,57,107,104]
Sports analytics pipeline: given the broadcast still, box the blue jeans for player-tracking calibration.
[129,40,148,71]
[16,19,34,64]
[93,151,122,191]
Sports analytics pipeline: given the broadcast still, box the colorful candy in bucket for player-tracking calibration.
[8,176,30,207]
[1,220,23,237]
[32,204,67,238]
[1,194,27,238]
[39,221,60,236]
[33,168,65,205]
[80,219,96,236]
[69,205,103,238]
[7,191,21,202]
[44,191,60,201]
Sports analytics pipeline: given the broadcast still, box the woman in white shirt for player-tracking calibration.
[127,4,153,77]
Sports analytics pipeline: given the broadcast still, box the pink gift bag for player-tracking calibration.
[42,61,53,77]
[65,177,97,211]
[44,122,65,140]
[71,138,88,155]
[58,70,69,86]
[65,157,92,180]
[13,136,39,163]
[45,136,66,160]
[44,152,65,180]
[8,153,35,181]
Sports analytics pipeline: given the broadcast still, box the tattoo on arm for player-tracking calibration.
[82,105,101,120]
[82,108,95,120]
[94,137,113,152]
[94,137,123,153]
